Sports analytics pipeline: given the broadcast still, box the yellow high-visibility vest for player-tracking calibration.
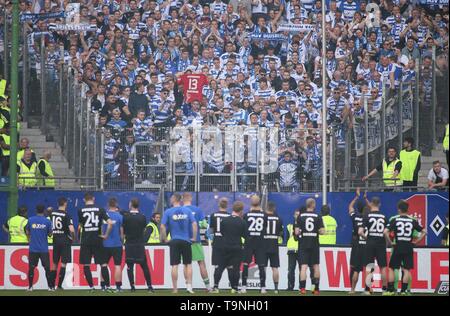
[1,133,10,156]
[444,124,449,151]
[146,222,160,244]
[319,215,337,245]
[18,160,37,187]
[37,159,55,187]
[7,215,28,243]
[286,224,298,251]
[0,79,6,98]
[47,216,53,244]
[399,149,420,182]
[383,158,402,186]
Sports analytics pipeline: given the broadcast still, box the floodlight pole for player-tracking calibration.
[321,1,328,205]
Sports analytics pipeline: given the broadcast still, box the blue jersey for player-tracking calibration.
[103,211,123,248]
[26,216,52,253]
[162,206,195,243]
[185,205,205,243]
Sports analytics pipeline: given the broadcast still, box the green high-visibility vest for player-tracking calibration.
[443,124,449,151]
[18,160,37,187]
[1,133,10,156]
[319,215,337,245]
[383,158,402,186]
[399,149,420,182]
[146,222,160,244]
[0,79,6,98]
[286,224,298,251]
[8,215,28,243]
[37,159,55,187]
[47,216,53,244]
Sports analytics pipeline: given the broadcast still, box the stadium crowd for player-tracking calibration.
[0,0,449,190]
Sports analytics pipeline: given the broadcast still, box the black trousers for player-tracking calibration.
[287,251,299,290]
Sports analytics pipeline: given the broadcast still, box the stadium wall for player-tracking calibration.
[0,245,447,292]
[0,191,448,245]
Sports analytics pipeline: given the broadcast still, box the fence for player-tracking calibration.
[1,16,448,192]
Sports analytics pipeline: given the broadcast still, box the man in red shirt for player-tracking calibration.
[177,70,208,104]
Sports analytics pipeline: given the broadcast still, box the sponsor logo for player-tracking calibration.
[435,281,449,295]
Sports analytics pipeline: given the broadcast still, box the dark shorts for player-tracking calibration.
[212,246,224,266]
[169,239,192,265]
[243,243,265,265]
[53,242,72,264]
[350,243,366,272]
[389,246,414,270]
[125,243,146,263]
[299,247,320,266]
[79,244,106,265]
[262,249,280,268]
[29,252,50,269]
[365,243,387,268]
[104,247,123,265]
[213,247,242,268]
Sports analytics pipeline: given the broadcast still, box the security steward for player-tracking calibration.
[319,205,337,245]
[0,123,10,176]
[145,212,161,244]
[37,151,55,189]
[2,206,28,243]
[17,149,37,187]
[362,146,402,190]
[286,208,300,291]
[400,137,421,191]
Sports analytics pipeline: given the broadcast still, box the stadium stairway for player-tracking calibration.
[18,120,76,189]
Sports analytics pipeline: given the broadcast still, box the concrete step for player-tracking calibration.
[31,142,59,149]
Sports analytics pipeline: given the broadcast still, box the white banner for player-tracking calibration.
[277,24,315,33]
[66,3,80,25]
[0,245,447,293]
[48,24,98,32]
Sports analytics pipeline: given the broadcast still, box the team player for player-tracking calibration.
[25,205,53,291]
[102,197,124,292]
[262,202,284,293]
[161,193,197,294]
[50,197,75,290]
[123,198,154,292]
[214,201,247,293]
[78,193,113,292]
[182,192,211,291]
[295,198,324,295]
[348,188,367,294]
[209,197,231,292]
[385,200,426,295]
[359,196,389,295]
[242,195,267,294]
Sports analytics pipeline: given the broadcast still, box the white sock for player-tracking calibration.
[187,284,192,291]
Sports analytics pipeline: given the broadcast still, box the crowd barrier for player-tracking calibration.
[0,245,447,292]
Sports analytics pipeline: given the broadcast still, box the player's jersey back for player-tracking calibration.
[363,211,388,244]
[221,214,247,250]
[388,215,422,247]
[263,213,283,251]
[244,210,266,243]
[350,211,366,246]
[78,205,109,246]
[26,216,52,253]
[103,210,123,247]
[50,210,73,244]
[162,206,195,243]
[297,212,324,248]
[210,211,231,248]
[123,211,147,244]
[185,205,204,242]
